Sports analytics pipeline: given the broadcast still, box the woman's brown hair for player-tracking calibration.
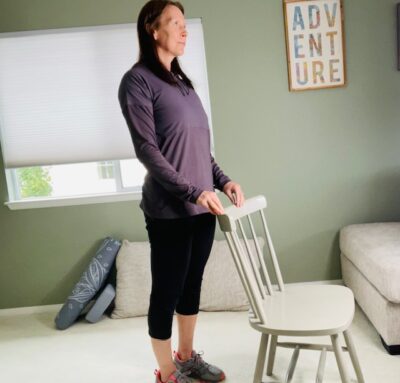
[137,0,193,89]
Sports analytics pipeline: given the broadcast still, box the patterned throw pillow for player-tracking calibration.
[54,237,121,330]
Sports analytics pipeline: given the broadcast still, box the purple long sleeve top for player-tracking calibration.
[118,62,231,219]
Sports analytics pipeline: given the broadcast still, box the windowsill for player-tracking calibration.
[4,191,142,210]
[5,189,222,210]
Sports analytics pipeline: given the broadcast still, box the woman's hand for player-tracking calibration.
[196,191,225,215]
[223,181,245,207]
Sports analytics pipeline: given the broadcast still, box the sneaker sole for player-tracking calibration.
[195,371,226,383]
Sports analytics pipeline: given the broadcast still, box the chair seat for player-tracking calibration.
[249,285,355,336]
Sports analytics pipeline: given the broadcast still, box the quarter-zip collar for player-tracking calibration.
[172,72,190,96]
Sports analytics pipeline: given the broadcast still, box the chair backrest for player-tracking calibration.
[217,195,284,325]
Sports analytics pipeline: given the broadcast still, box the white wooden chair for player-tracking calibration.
[216,195,365,383]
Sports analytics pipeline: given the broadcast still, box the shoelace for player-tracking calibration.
[192,350,211,370]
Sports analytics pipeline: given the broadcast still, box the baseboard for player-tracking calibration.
[0,279,344,316]
[271,279,343,291]
[0,303,63,317]
[281,279,344,286]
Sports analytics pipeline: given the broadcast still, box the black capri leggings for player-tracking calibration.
[144,211,216,340]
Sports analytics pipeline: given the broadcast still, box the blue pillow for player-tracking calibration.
[85,283,116,323]
[55,237,121,330]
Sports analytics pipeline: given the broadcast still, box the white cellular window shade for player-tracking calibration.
[0,19,214,169]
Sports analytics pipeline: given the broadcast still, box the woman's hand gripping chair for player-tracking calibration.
[217,195,365,383]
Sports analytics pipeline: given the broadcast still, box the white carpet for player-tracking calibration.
[0,303,399,382]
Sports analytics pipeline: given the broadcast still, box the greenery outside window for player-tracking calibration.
[7,159,146,201]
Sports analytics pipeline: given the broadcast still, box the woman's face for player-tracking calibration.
[152,5,187,60]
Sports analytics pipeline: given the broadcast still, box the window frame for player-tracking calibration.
[4,158,147,210]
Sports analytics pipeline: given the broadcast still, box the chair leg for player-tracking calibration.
[315,347,327,383]
[343,329,365,383]
[331,333,351,383]
[285,345,300,383]
[266,335,278,376]
[253,333,269,383]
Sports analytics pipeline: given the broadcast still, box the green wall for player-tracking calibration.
[1,0,400,310]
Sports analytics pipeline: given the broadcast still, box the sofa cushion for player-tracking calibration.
[200,236,264,311]
[111,240,151,318]
[340,223,400,303]
[111,236,265,319]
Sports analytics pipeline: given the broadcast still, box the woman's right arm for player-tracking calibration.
[118,71,204,204]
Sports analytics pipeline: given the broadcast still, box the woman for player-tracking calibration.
[118,1,245,382]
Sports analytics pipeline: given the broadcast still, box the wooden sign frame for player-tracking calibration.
[283,0,347,92]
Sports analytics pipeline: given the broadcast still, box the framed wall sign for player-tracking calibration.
[283,0,346,91]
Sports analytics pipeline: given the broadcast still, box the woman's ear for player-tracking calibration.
[145,23,158,40]
[153,29,159,41]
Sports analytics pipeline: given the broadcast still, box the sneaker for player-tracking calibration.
[173,350,226,382]
[154,368,193,383]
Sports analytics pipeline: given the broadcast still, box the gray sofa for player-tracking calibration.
[340,222,400,355]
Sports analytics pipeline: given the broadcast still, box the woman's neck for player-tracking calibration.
[156,47,174,71]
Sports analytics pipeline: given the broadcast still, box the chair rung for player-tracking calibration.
[277,341,348,353]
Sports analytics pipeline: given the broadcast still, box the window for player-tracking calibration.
[97,161,115,180]
[7,159,147,201]
[0,20,214,208]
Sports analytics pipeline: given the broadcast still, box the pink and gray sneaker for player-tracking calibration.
[154,368,193,383]
[173,350,226,382]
